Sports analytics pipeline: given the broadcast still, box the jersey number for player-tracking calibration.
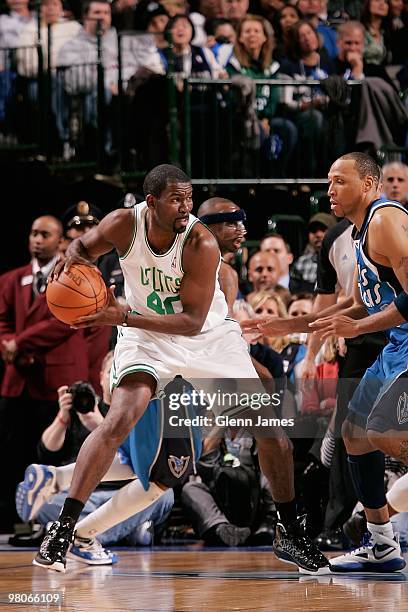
[146,291,180,315]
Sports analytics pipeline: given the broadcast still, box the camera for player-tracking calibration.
[67,381,96,414]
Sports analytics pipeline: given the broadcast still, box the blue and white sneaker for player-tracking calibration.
[16,464,57,522]
[68,535,118,565]
[330,531,406,573]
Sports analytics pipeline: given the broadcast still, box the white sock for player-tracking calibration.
[367,521,395,542]
[55,454,136,492]
[387,473,408,513]
[75,480,166,540]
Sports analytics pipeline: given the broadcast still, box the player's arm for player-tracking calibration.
[311,212,408,339]
[218,262,238,316]
[73,229,221,336]
[53,209,135,278]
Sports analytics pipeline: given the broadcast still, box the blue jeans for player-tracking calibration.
[37,488,174,546]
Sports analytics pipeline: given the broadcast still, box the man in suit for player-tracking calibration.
[0,215,90,531]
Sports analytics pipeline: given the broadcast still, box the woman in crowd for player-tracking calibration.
[225,14,298,176]
[272,4,301,60]
[360,0,392,65]
[279,20,334,176]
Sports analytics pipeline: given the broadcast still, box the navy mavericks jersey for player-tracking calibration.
[353,198,408,345]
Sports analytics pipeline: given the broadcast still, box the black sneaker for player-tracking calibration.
[343,511,367,547]
[32,517,76,573]
[314,527,344,551]
[273,515,331,574]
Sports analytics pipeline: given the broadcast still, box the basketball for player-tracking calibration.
[46,264,108,325]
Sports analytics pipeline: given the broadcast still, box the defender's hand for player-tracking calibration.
[309,315,360,340]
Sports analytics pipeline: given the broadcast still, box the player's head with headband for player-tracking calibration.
[197,197,247,256]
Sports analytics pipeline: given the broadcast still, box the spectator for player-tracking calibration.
[287,292,314,318]
[225,15,298,176]
[143,3,170,50]
[247,250,282,295]
[0,215,89,530]
[259,233,294,288]
[247,290,290,353]
[279,20,334,176]
[272,4,301,61]
[297,0,338,59]
[0,0,34,49]
[205,17,236,58]
[56,0,163,156]
[381,161,408,206]
[360,0,392,65]
[159,14,225,79]
[290,212,336,293]
[219,0,249,22]
[16,0,80,78]
[388,0,407,63]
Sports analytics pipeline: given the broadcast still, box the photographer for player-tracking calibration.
[38,381,106,466]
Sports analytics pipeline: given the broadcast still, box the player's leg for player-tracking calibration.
[33,371,155,572]
[68,479,171,565]
[330,366,406,572]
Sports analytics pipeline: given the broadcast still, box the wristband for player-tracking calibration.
[58,412,70,426]
[121,310,132,327]
[394,292,408,321]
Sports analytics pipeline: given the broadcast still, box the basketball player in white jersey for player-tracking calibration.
[34,165,329,574]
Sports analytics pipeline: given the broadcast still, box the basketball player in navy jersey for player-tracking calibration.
[34,165,329,574]
[307,152,408,572]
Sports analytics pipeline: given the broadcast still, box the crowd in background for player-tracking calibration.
[0,0,407,174]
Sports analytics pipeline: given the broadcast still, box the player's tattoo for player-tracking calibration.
[397,256,408,285]
[399,440,408,464]
[402,224,408,234]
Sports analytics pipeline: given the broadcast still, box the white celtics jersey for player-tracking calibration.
[119,201,228,333]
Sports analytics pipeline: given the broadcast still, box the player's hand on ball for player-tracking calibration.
[309,315,359,340]
[51,254,97,282]
[71,286,124,328]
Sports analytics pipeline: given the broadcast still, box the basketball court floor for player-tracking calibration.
[1,546,407,611]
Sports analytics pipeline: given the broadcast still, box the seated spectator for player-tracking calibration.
[272,4,301,61]
[143,3,170,50]
[219,0,249,23]
[279,20,335,176]
[15,353,175,555]
[259,232,294,289]
[297,0,338,59]
[287,292,314,317]
[205,16,236,58]
[0,0,35,132]
[246,249,282,296]
[225,15,298,176]
[300,334,339,416]
[290,212,336,293]
[56,0,163,157]
[360,0,392,65]
[381,161,408,206]
[182,431,277,546]
[247,290,291,352]
[159,14,225,80]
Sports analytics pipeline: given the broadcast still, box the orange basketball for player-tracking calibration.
[46,264,108,325]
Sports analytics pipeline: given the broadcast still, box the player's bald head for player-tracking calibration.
[197,197,239,216]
